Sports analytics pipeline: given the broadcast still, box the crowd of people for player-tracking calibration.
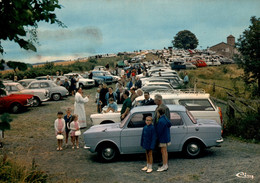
[53,63,174,173]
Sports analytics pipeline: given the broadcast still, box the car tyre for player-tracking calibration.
[10,103,22,113]
[52,93,61,101]
[183,140,203,158]
[79,83,84,89]
[98,144,118,162]
[33,97,41,107]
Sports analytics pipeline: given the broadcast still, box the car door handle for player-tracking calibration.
[195,127,199,131]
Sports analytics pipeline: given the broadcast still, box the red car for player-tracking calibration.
[191,60,207,67]
[0,92,34,113]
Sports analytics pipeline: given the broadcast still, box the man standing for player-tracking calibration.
[153,94,170,167]
[183,72,189,88]
[153,94,170,124]
[99,83,108,109]
[135,76,142,89]
[130,87,138,102]
[74,88,89,128]
[140,92,155,106]
[120,90,132,120]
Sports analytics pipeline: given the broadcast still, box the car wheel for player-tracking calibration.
[183,140,203,158]
[33,97,41,107]
[98,144,118,162]
[52,93,61,101]
[10,103,22,113]
[79,83,84,88]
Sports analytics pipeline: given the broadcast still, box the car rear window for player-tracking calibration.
[179,99,215,111]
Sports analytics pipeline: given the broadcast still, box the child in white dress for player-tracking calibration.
[54,111,65,151]
[69,114,80,149]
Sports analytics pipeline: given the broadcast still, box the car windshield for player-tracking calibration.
[120,113,131,128]
[104,71,112,76]
[16,83,25,90]
[94,72,104,76]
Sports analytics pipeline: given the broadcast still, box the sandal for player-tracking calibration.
[72,146,75,149]
[60,148,63,151]
[57,147,60,151]
[77,146,79,149]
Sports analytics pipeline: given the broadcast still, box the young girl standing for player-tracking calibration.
[140,116,157,173]
[54,111,65,151]
[69,114,80,149]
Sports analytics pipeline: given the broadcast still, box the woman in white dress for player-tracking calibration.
[74,88,89,128]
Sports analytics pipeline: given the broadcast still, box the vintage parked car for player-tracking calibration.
[0,91,34,113]
[3,82,50,106]
[64,73,95,88]
[90,90,223,127]
[92,71,113,85]
[141,82,176,92]
[103,71,121,82]
[36,76,70,86]
[135,91,223,126]
[18,79,36,87]
[83,105,223,162]
[191,60,207,67]
[27,80,68,101]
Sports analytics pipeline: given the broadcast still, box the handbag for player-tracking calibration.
[56,134,64,140]
[75,130,81,136]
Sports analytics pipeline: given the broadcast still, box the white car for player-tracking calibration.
[93,66,106,71]
[135,90,223,126]
[4,82,50,106]
[90,90,223,128]
[64,73,95,88]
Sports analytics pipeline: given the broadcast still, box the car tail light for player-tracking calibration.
[218,107,224,134]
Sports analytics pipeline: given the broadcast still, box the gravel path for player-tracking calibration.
[0,87,259,183]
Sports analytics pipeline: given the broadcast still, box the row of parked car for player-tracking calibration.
[0,67,120,114]
[83,64,224,162]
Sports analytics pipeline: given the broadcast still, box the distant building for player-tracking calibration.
[209,35,239,58]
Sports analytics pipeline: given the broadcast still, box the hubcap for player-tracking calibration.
[53,94,60,100]
[103,148,114,159]
[12,105,19,112]
[33,99,39,106]
[188,143,199,154]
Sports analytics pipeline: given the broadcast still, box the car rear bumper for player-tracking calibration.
[216,138,224,143]
[41,98,50,102]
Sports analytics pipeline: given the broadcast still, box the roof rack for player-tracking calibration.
[150,88,206,94]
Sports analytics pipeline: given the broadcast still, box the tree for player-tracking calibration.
[7,61,28,74]
[172,30,199,49]
[236,16,260,95]
[0,0,65,54]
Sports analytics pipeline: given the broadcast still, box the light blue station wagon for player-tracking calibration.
[83,105,223,162]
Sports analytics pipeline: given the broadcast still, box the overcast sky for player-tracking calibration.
[1,0,259,63]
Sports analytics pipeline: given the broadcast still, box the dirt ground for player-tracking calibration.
[0,86,260,183]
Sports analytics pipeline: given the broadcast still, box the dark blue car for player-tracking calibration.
[92,71,113,85]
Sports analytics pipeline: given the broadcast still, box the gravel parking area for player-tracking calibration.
[0,86,259,183]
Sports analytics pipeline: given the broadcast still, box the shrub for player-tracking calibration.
[0,155,48,182]
[224,109,260,141]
